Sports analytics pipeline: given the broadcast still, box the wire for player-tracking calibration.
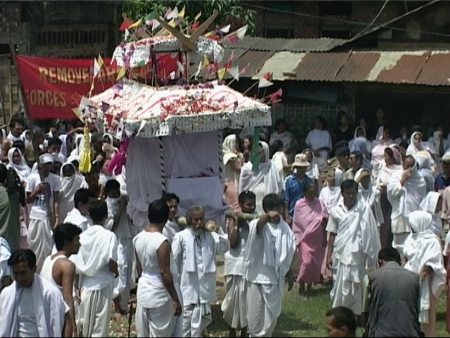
[243,1,450,39]
[353,0,390,39]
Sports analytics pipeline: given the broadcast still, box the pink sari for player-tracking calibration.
[293,197,328,283]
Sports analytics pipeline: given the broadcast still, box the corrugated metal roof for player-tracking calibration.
[296,53,350,81]
[252,52,305,81]
[291,50,450,86]
[234,50,274,78]
[223,36,347,52]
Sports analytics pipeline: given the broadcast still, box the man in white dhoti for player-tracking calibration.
[104,179,136,315]
[222,191,256,337]
[58,162,88,222]
[70,199,119,337]
[172,205,230,337]
[134,199,182,337]
[26,153,62,271]
[0,249,68,337]
[387,155,427,255]
[404,211,447,337]
[245,193,295,337]
[326,180,381,318]
[162,192,181,243]
[41,223,82,337]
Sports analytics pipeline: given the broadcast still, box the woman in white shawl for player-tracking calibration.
[7,147,31,249]
[59,162,88,221]
[420,192,443,238]
[375,146,403,248]
[223,134,243,211]
[239,141,282,215]
[404,211,446,337]
[406,131,436,158]
[319,167,343,214]
[7,147,31,183]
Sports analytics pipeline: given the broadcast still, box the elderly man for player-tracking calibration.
[0,249,67,337]
[326,180,381,318]
[172,205,230,337]
[387,155,427,255]
[26,153,62,271]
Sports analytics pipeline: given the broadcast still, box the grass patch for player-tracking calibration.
[110,283,449,337]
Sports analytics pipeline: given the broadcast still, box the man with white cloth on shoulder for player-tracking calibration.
[222,190,257,337]
[70,199,119,337]
[245,193,295,337]
[134,199,182,337]
[404,210,447,337]
[0,249,68,337]
[326,180,381,319]
[58,162,88,222]
[64,188,93,232]
[387,155,427,256]
[26,153,62,272]
[172,205,230,337]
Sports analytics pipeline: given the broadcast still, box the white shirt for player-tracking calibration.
[224,220,249,277]
[64,208,93,232]
[269,131,293,152]
[18,288,40,337]
[26,173,61,218]
[162,219,180,244]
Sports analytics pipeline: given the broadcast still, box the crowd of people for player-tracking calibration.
[0,110,449,337]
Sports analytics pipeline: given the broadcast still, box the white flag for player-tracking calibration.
[227,66,239,81]
[220,24,231,34]
[258,77,273,88]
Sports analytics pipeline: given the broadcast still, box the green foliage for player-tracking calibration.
[121,0,255,34]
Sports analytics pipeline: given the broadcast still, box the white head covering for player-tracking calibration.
[223,134,238,165]
[408,210,433,235]
[7,147,31,181]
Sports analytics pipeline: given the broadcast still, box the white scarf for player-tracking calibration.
[239,141,282,195]
[404,211,446,323]
[0,274,66,337]
[183,228,216,273]
[70,225,118,277]
[7,147,31,181]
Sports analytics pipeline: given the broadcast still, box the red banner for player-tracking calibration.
[16,55,119,120]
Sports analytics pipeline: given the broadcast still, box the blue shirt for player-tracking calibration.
[283,175,314,216]
[435,174,450,191]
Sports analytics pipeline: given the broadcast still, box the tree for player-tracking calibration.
[121,0,255,34]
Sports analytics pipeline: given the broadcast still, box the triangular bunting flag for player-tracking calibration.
[129,18,142,29]
[269,88,283,103]
[72,108,84,122]
[220,24,231,34]
[124,28,129,41]
[203,55,210,68]
[168,19,176,28]
[119,18,133,32]
[236,25,248,40]
[166,7,178,20]
[93,58,101,78]
[101,101,110,113]
[97,54,104,68]
[116,67,126,81]
[227,66,239,81]
[194,60,203,79]
[217,67,226,81]
[177,61,185,74]
[258,77,273,88]
[178,6,185,18]
[194,12,202,22]
[152,19,161,31]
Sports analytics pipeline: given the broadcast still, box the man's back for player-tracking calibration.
[366,262,421,337]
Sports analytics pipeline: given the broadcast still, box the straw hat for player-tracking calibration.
[292,153,310,168]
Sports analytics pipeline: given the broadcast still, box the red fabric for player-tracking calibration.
[16,55,118,120]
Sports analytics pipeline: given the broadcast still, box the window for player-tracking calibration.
[321,30,352,39]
